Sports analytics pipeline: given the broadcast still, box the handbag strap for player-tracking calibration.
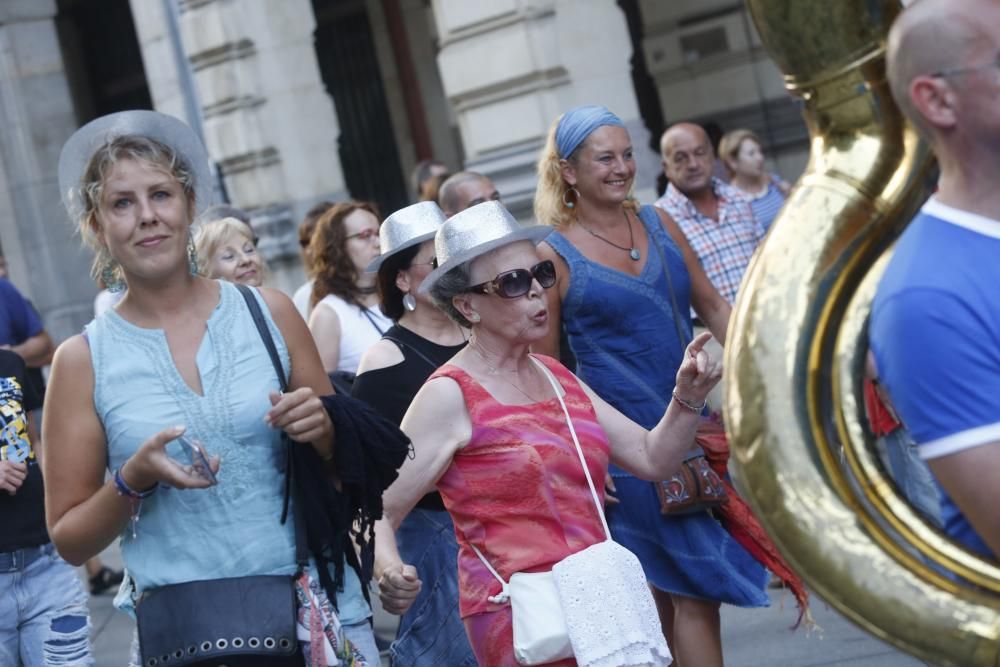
[646,215,690,359]
[469,356,612,602]
[360,305,386,336]
[383,334,440,372]
[530,356,611,540]
[234,284,306,569]
[236,285,290,394]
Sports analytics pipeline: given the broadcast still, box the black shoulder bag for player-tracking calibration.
[135,287,307,667]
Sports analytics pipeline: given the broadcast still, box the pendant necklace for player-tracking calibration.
[579,208,641,261]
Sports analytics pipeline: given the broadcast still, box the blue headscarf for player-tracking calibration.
[555,105,625,159]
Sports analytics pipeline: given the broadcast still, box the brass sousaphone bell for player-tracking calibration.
[726,1,1000,664]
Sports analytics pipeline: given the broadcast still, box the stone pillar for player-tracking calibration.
[431,0,661,220]
[0,1,97,343]
[130,0,349,295]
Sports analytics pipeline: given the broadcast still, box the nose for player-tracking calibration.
[527,276,544,298]
[137,195,157,225]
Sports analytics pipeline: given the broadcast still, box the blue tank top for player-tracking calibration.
[546,205,693,430]
[87,280,368,623]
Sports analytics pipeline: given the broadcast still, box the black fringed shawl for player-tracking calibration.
[235,285,411,608]
[289,394,411,608]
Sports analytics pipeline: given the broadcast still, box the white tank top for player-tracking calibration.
[315,293,392,373]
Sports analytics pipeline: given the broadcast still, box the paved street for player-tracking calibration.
[86,543,929,667]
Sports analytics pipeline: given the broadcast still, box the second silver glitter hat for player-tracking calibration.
[366,201,447,273]
[419,200,551,294]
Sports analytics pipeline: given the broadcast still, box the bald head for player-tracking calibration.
[887,0,999,138]
[660,123,709,157]
[660,123,715,196]
[438,171,501,216]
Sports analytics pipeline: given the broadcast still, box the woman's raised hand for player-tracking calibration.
[378,563,422,615]
[120,426,221,491]
[674,331,723,406]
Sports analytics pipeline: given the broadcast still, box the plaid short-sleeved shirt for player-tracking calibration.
[654,178,765,304]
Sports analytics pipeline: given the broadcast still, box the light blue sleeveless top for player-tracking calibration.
[87,280,368,623]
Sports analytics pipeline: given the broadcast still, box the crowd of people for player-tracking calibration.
[1,0,996,664]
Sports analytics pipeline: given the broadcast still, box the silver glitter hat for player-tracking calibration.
[58,110,214,223]
[419,200,552,294]
[366,201,447,273]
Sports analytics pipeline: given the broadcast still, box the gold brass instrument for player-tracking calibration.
[726,1,1000,664]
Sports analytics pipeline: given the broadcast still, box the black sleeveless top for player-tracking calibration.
[352,324,466,511]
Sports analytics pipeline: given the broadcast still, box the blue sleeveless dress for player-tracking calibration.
[86,280,369,626]
[547,205,768,605]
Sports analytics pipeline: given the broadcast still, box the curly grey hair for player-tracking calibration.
[429,260,475,328]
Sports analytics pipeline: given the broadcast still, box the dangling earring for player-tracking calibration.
[101,257,126,293]
[187,234,199,276]
[402,292,417,312]
[562,187,580,209]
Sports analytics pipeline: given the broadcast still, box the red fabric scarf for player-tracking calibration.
[697,419,811,628]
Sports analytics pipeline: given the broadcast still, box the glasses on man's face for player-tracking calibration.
[346,228,380,242]
[468,259,557,299]
[931,52,1000,79]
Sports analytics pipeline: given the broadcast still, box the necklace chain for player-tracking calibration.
[578,208,641,261]
[469,343,544,404]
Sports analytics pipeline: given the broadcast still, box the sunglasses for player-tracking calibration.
[346,228,380,242]
[467,260,557,299]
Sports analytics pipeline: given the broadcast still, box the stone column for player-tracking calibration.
[431,0,661,219]
[0,1,96,342]
[130,0,349,294]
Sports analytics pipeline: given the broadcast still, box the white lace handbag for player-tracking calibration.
[470,358,671,667]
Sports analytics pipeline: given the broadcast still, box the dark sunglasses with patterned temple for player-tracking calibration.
[467,259,557,299]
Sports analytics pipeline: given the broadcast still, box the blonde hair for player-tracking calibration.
[533,115,639,229]
[77,135,197,285]
[718,129,762,177]
[195,217,266,281]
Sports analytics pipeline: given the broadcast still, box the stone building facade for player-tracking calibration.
[0,0,806,343]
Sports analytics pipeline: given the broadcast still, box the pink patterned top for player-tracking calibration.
[429,354,610,618]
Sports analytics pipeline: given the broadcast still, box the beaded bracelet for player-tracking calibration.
[114,465,157,539]
[672,389,707,413]
[113,465,157,499]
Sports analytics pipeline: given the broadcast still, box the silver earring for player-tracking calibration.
[402,293,417,312]
[562,187,580,209]
[187,235,199,276]
[469,313,480,323]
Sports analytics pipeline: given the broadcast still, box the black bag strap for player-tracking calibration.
[235,284,307,568]
[360,306,386,336]
[382,334,439,371]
